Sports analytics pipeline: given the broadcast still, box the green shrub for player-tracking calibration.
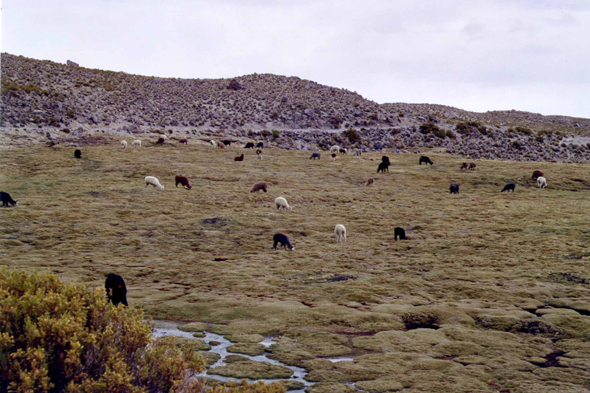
[446,130,456,139]
[261,130,271,137]
[515,126,533,135]
[398,111,404,118]
[342,128,362,143]
[0,268,205,392]
[271,130,280,139]
[419,122,441,135]
[0,269,285,393]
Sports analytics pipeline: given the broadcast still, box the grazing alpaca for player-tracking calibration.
[74,149,82,158]
[256,142,264,148]
[221,140,232,146]
[394,227,407,241]
[250,181,268,193]
[366,178,374,186]
[273,233,294,250]
[537,177,547,189]
[354,149,362,156]
[0,191,17,207]
[245,142,255,149]
[105,273,128,306]
[217,141,226,149]
[339,148,347,154]
[331,153,337,161]
[210,140,217,147]
[330,145,340,154]
[419,156,433,165]
[121,140,128,148]
[334,224,347,243]
[310,152,321,160]
[501,183,516,192]
[469,162,476,170]
[532,170,544,180]
[450,182,460,194]
[460,162,468,170]
[382,156,391,165]
[175,175,192,190]
[156,137,166,144]
[275,197,292,210]
[377,162,389,173]
[179,138,188,144]
[131,140,142,148]
[145,176,165,190]
[235,154,244,161]
[256,149,263,159]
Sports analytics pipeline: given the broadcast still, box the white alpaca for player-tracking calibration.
[330,145,340,154]
[334,224,347,243]
[210,140,216,147]
[537,176,547,189]
[275,197,292,210]
[159,134,167,140]
[121,140,128,148]
[131,140,141,148]
[145,176,164,190]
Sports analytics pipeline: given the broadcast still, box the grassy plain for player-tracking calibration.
[2,139,590,392]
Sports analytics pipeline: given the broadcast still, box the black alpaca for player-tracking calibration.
[394,227,407,241]
[310,152,321,160]
[256,142,264,149]
[377,162,389,173]
[105,273,128,306]
[419,156,433,165]
[0,192,17,207]
[382,156,391,165]
[74,149,81,159]
[273,233,294,250]
[501,183,516,193]
[245,142,254,149]
[450,183,460,194]
[222,140,232,146]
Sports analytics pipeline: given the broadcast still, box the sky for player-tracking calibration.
[2,0,589,118]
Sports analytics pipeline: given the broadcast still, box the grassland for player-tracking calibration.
[2,139,590,392]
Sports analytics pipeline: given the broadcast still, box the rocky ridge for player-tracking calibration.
[2,53,590,162]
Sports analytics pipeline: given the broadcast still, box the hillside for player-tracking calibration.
[2,142,590,392]
[2,53,590,162]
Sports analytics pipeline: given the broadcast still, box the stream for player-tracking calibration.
[152,320,355,392]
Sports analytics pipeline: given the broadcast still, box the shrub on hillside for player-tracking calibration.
[343,128,362,143]
[419,122,444,137]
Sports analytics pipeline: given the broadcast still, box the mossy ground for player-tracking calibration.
[2,139,590,392]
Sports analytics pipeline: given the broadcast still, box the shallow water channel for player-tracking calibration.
[153,320,354,392]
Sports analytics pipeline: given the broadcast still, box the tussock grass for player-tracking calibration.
[2,140,590,392]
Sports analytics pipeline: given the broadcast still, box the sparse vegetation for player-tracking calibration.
[342,128,362,143]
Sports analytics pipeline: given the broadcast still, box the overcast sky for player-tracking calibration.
[2,0,589,118]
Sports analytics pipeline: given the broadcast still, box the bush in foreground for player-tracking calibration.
[0,268,285,393]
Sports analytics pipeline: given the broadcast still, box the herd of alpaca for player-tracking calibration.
[2,136,554,257]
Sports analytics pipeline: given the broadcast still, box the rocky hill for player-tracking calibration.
[2,53,590,162]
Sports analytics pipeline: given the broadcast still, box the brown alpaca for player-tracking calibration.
[217,141,226,148]
[179,138,188,144]
[175,175,192,190]
[235,154,244,161]
[366,178,374,186]
[460,162,468,170]
[250,181,268,193]
[331,153,337,161]
[469,162,476,170]
[156,137,166,144]
[532,170,544,180]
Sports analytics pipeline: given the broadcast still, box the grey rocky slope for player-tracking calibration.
[2,53,590,162]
